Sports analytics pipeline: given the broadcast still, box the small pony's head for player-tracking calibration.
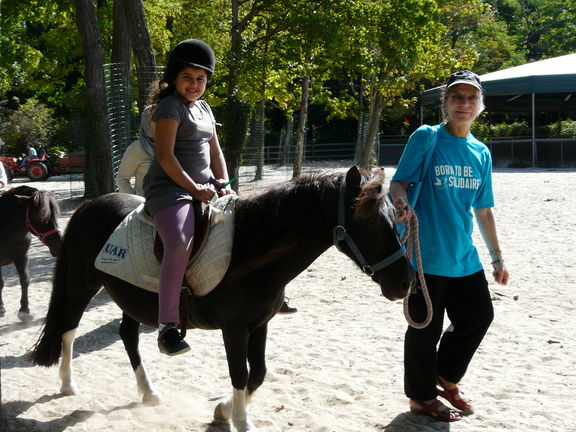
[7,187,63,257]
[339,166,414,301]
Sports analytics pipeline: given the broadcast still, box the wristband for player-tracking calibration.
[491,258,504,265]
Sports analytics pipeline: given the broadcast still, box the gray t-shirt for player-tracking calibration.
[143,94,216,216]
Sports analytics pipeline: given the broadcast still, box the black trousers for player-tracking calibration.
[404,270,494,400]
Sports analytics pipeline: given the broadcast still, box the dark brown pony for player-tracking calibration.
[29,167,413,432]
[0,185,62,320]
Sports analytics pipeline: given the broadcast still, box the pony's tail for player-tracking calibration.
[28,247,70,366]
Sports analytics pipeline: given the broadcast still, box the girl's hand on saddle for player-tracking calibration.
[193,185,216,204]
[393,198,413,222]
[492,261,509,285]
[219,188,236,196]
[211,178,236,196]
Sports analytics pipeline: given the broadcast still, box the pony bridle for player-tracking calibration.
[26,206,61,245]
[332,182,406,277]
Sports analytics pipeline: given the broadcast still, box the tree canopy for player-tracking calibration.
[1,0,575,191]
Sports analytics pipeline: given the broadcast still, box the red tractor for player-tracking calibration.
[1,153,50,182]
[0,151,85,182]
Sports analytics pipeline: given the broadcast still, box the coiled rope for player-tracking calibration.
[400,213,433,329]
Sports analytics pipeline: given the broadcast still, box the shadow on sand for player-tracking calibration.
[0,395,94,432]
[383,411,452,432]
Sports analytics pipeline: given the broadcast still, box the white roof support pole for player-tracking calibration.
[532,92,537,167]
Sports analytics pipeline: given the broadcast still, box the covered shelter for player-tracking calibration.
[421,53,576,167]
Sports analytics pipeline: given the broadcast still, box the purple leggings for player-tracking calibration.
[153,200,195,324]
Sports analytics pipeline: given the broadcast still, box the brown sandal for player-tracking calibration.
[410,399,461,422]
[438,386,474,413]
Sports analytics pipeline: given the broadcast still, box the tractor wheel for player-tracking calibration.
[26,162,49,181]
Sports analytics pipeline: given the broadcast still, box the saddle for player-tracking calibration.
[95,195,237,297]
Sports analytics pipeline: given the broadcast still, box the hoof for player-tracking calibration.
[142,392,161,406]
[213,401,231,423]
[17,311,34,322]
[60,383,77,396]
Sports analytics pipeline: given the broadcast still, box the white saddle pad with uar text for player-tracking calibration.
[95,195,237,296]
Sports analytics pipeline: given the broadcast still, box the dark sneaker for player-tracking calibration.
[158,325,191,356]
[278,300,297,314]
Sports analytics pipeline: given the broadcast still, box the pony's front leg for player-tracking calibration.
[246,324,268,400]
[214,326,260,432]
[0,267,5,317]
[14,256,32,321]
[59,328,78,395]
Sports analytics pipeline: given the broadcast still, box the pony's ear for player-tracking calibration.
[345,166,362,189]
[13,194,31,205]
[376,167,386,193]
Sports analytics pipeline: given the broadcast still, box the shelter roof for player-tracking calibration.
[421,53,576,107]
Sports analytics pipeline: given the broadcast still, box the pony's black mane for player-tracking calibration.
[232,169,389,256]
[235,171,342,220]
[236,169,388,218]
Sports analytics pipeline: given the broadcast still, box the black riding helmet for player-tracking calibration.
[169,39,215,74]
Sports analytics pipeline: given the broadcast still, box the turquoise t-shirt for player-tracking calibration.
[392,124,494,277]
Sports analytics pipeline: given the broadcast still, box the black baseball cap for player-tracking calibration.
[446,70,483,92]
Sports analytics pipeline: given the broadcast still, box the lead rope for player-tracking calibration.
[400,213,433,329]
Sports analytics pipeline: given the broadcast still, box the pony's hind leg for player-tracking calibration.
[59,328,77,395]
[119,312,160,405]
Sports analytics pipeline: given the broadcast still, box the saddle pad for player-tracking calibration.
[186,194,236,296]
[95,195,237,296]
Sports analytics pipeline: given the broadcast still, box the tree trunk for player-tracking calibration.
[293,76,310,178]
[121,0,156,112]
[359,89,384,169]
[74,0,113,198]
[220,0,250,192]
[254,78,267,181]
[221,96,250,193]
[281,112,293,166]
[110,0,132,160]
[112,1,131,65]
[354,79,365,165]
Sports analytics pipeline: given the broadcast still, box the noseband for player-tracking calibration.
[332,182,406,276]
[26,206,61,245]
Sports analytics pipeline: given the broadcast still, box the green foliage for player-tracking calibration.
[557,120,576,137]
[470,119,491,140]
[474,119,576,139]
[44,144,68,165]
[489,0,576,61]
[0,2,83,107]
[0,98,62,156]
[1,0,576,167]
[471,14,525,73]
[491,121,531,137]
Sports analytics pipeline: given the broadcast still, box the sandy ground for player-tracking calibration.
[0,165,575,432]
